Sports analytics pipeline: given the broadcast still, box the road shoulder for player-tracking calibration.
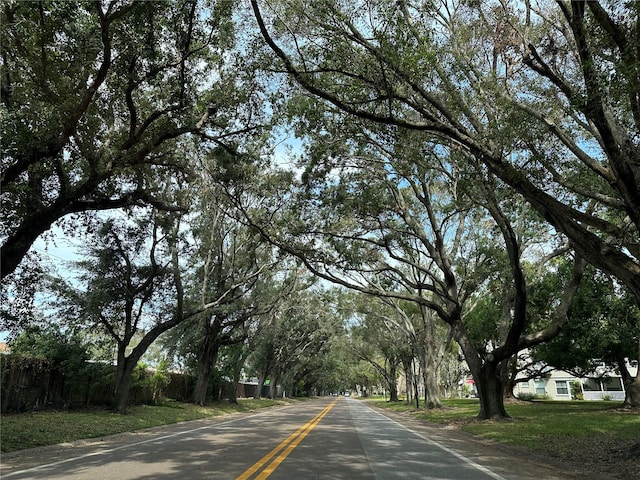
[362,400,615,480]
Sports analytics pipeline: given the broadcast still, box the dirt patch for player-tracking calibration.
[530,433,640,480]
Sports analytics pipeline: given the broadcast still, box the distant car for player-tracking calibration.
[344,392,350,397]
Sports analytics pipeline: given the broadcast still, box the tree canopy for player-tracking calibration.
[250,0,640,302]
[1,0,253,279]
[3,0,639,416]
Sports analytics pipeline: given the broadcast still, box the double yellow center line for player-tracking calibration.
[236,398,340,480]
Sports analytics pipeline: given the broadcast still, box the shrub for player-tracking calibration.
[517,392,535,401]
[571,381,584,400]
[150,361,170,403]
[10,325,91,386]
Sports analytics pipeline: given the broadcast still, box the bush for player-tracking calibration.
[150,361,170,403]
[571,381,584,400]
[10,325,91,387]
[517,392,535,401]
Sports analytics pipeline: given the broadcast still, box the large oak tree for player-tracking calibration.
[250,0,640,410]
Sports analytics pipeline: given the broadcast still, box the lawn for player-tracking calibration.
[368,397,640,454]
[0,398,297,453]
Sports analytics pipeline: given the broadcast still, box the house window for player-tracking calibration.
[582,378,600,391]
[555,380,569,395]
[535,381,546,395]
[602,377,623,391]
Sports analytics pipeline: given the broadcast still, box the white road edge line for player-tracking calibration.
[1,410,270,478]
[359,401,508,480]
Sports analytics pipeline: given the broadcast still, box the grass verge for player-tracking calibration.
[367,397,640,456]
[1,398,300,453]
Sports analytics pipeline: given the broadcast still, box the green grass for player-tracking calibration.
[376,397,482,422]
[462,400,639,451]
[367,397,640,453]
[0,398,299,453]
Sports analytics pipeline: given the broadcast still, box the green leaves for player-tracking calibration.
[10,324,91,385]
[535,267,640,375]
[254,0,640,308]
[0,0,248,279]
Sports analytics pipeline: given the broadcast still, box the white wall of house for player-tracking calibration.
[513,360,638,401]
[514,370,574,400]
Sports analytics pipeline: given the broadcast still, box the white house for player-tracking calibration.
[513,358,638,401]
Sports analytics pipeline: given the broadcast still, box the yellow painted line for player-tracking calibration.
[236,398,339,480]
[254,399,336,479]
[235,399,338,480]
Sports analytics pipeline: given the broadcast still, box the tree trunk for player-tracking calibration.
[269,374,278,398]
[623,376,640,408]
[387,361,400,402]
[192,337,221,406]
[413,374,420,409]
[113,357,136,414]
[114,372,134,414]
[502,356,517,399]
[113,345,134,414]
[388,383,399,402]
[411,360,420,409]
[228,385,238,404]
[402,360,413,405]
[192,362,212,406]
[228,373,240,404]
[475,361,509,420]
[618,353,640,409]
[423,365,442,409]
[421,343,442,408]
[254,368,269,400]
[418,305,444,409]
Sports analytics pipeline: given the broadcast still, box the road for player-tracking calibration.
[0,397,595,480]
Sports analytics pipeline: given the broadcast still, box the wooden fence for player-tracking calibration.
[0,354,208,412]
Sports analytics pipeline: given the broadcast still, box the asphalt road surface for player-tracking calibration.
[0,397,599,480]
